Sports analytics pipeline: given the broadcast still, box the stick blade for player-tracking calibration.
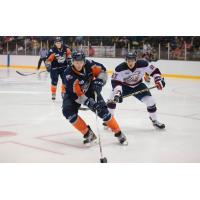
[16,71,36,76]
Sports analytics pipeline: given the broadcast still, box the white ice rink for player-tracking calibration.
[0,68,200,162]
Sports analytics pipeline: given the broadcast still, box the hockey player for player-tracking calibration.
[106,52,166,129]
[45,37,72,100]
[62,51,127,145]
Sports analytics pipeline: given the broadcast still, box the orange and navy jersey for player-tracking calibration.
[46,45,72,68]
[64,59,106,104]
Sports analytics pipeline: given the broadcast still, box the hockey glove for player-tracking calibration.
[114,91,123,103]
[91,78,104,95]
[84,98,103,112]
[45,61,51,72]
[154,76,165,90]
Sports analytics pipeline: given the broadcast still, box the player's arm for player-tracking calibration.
[63,70,88,104]
[111,70,124,103]
[91,61,108,94]
[45,49,55,71]
[66,48,72,66]
[145,63,166,90]
[91,61,107,84]
[72,79,88,104]
[67,76,102,112]
[66,47,72,58]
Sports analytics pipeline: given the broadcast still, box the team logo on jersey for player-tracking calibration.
[124,71,141,83]
[55,54,66,63]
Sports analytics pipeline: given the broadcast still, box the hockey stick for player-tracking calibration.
[16,66,67,76]
[107,85,157,104]
[94,92,107,163]
[16,70,46,76]
[121,85,157,100]
[81,85,157,111]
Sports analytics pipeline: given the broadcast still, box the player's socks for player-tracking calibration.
[72,116,97,145]
[72,116,89,134]
[106,116,120,133]
[51,85,57,100]
[105,116,128,145]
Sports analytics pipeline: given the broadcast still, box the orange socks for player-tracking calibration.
[71,115,120,136]
[106,116,121,133]
[51,85,57,94]
[72,116,89,135]
[51,84,66,94]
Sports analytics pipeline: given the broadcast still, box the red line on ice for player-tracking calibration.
[9,141,64,155]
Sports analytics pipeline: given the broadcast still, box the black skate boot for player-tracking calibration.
[150,117,165,129]
[115,131,128,145]
[83,126,97,146]
[52,93,56,100]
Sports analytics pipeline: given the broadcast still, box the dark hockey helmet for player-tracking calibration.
[54,36,63,45]
[125,51,137,60]
[72,50,86,62]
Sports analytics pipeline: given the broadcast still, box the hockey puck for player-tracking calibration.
[100,157,107,163]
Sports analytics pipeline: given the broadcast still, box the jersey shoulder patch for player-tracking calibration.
[136,59,149,68]
[85,59,104,68]
[85,59,93,64]
[115,62,128,72]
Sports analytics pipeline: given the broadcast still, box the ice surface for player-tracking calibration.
[0,68,200,162]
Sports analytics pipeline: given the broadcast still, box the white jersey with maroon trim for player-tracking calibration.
[111,59,161,92]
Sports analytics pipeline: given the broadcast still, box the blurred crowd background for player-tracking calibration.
[1,36,200,61]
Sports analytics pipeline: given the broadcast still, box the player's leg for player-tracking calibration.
[106,84,134,116]
[105,85,134,131]
[37,58,42,70]
[50,69,59,100]
[93,94,128,145]
[42,58,47,66]
[59,68,66,99]
[134,83,165,129]
[106,90,117,116]
[62,95,97,145]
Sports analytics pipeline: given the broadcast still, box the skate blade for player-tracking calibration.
[120,141,128,146]
[153,124,166,130]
